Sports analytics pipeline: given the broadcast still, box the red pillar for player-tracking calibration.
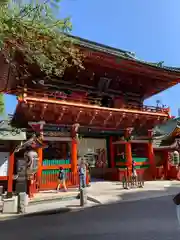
[148,130,156,179]
[7,150,15,197]
[37,148,43,190]
[109,136,115,168]
[163,150,169,179]
[125,128,133,176]
[71,139,78,173]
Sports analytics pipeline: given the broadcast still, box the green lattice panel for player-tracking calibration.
[115,156,149,168]
[43,159,70,166]
[42,168,71,175]
[132,157,148,163]
[116,165,149,169]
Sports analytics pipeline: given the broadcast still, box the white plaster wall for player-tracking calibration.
[0,152,9,176]
[78,138,107,160]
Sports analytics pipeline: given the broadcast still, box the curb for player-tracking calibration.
[0,207,72,221]
[29,193,101,205]
[24,207,71,217]
[29,195,77,205]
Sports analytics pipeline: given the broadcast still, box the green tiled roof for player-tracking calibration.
[152,118,180,148]
[153,117,180,138]
[0,116,26,141]
[71,35,180,73]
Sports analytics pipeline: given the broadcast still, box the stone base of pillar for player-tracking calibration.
[18,192,29,214]
[2,196,18,214]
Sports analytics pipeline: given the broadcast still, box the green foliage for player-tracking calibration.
[0,0,83,80]
[0,93,5,116]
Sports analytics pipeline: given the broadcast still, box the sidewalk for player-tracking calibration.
[0,198,98,221]
[86,180,180,204]
[19,180,180,206]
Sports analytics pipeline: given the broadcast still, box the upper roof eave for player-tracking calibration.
[70,35,180,74]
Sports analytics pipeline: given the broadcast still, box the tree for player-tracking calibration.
[0,93,5,116]
[0,0,83,82]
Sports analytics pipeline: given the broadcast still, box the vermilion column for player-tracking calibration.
[7,150,15,197]
[71,139,78,173]
[125,128,133,175]
[37,148,43,182]
[148,130,156,179]
[163,150,169,179]
[125,142,132,174]
[109,136,115,168]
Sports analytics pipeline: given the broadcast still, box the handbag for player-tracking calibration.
[173,193,180,205]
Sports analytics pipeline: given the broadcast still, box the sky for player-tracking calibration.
[5,0,180,116]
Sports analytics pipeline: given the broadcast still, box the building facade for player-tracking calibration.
[1,36,180,193]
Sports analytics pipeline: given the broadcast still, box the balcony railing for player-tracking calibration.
[16,88,170,115]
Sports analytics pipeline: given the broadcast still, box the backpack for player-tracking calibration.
[173,193,180,205]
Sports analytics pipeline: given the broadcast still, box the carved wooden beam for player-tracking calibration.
[40,104,47,120]
[58,107,66,122]
[103,112,112,126]
[89,110,98,125]
[75,109,82,122]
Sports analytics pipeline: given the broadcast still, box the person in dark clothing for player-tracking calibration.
[57,167,67,191]
[132,160,137,175]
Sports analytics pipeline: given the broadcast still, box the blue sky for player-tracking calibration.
[5,0,180,116]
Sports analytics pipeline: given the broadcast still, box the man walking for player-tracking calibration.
[78,159,87,189]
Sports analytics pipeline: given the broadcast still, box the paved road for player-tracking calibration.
[0,195,179,239]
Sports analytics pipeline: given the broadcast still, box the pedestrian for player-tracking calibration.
[86,161,91,187]
[173,193,180,226]
[57,167,67,192]
[78,159,87,189]
[132,160,137,178]
[129,160,137,186]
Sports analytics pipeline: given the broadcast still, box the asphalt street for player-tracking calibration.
[0,195,179,240]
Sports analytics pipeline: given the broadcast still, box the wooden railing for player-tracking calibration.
[38,171,89,190]
[16,87,170,115]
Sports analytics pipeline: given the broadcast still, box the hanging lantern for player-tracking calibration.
[173,151,180,166]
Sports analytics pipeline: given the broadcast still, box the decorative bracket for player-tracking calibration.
[28,121,45,140]
[71,123,80,140]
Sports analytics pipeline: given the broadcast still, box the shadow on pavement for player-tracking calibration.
[116,185,180,202]
[23,207,71,217]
